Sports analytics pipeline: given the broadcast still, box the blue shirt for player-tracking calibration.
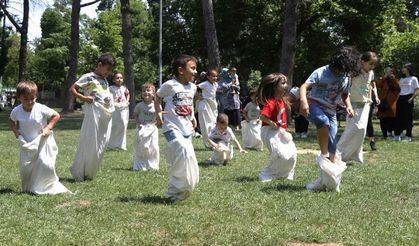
[306,65,350,114]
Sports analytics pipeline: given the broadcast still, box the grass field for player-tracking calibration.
[0,108,418,245]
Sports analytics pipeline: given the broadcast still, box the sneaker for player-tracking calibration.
[387,131,393,137]
[402,136,412,142]
[194,132,202,138]
[393,135,401,141]
[370,141,377,151]
[294,132,301,138]
[301,132,308,139]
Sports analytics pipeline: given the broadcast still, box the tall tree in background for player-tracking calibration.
[120,0,135,114]
[201,0,220,70]
[0,0,29,82]
[279,0,299,85]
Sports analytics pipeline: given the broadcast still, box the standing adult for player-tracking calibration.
[219,66,241,131]
[377,68,400,139]
[394,63,419,142]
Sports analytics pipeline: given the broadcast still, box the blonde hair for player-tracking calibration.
[141,83,156,92]
[16,80,38,98]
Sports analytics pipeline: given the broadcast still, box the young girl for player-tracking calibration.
[257,73,297,182]
[108,72,130,150]
[336,51,378,163]
[300,46,359,192]
[207,113,247,165]
[394,63,419,142]
[197,69,219,148]
[155,54,199,203]
[9,80,71,195]
[241,89,263,151]
[133,83,160,171]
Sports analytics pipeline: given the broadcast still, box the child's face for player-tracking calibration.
[113,73,124,86]
[275,80,288,98]
[178,60,197,84]
[250,94,257,102]
[96,63,114,79]
[402,67,410,76]
[142,87,155,102]
[208,71,218,83]
[216,122,228,133]
[361,59,377,73]
[19,91,37,112]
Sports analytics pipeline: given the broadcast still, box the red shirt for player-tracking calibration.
[260,98,288,130]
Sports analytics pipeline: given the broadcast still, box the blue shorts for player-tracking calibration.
[308,104,338,154]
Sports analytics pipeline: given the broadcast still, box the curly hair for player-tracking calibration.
[256,73,290,110]
[329,46,361,76]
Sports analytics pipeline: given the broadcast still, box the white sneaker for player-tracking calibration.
[393,135,401,141]
[194,132,202,138]
[402,136,412,142]
[301,132,308,139]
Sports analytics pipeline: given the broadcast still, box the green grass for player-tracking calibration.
[1,108,419,245]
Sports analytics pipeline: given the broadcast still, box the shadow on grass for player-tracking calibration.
[118,195,171,204]
[59,177,91,183]
[0,188,20,195]
[261,183,306,193]
[110,167,132,171]
[235,176,258,183]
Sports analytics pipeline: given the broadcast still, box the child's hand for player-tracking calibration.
[83,96,94,104]
[346,106,354,118]
[156,111,166,127]
[40,127,52,137]
[137,124,143,129]
[299,101,309,118]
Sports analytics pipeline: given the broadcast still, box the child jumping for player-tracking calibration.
[299,46,359,192]
[241,89,263,151]
[9,80,71,194]
[336,51,378,163]
[207,113,247,165]
[108,72,130,150]
[155,54,199,204]
[197,69,219,148]
[69,53,116,181]
[133,83,160,171]
[257,73,297,182]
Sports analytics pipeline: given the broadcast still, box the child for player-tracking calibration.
[155,54,199,203]
[300,46,359,192]
[69,53,116,181]
[257,73,297,182]
[337,51,379,163]
[197,69,219,148]
[289,87,309,139]
[9,80,71,194]
[133,83,160,171]
[108,72,130,150]
[241,89,263,151]
[207,113,247,165]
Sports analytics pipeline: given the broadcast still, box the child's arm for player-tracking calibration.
[207,138,219,149]
[154,95,164,127]
[299,82,310,117]
[9,118,19,138]
[133,111,141,128]
[70,84,93,104]
[260,115,279,130]
[125,89,130,104]
[243,109,249,122]
[41,111,60,137]
[342,93,354,118]
[233,138,247,153]
[191,107,197,129]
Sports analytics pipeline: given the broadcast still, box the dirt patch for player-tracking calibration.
[297,149,319,155]
[288,242,343,246]
[60,110,84,119]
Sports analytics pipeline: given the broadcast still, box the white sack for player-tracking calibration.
[70,102,114,181]
[210,142,233,165]
[133,124,159,171]
[336,103,370,163]
[259,126,297,182]
[307,155,347,192]
[108,103,129,150]
[241,120,263,151]
[197,98,217,148]
[19,134,71,195]
[164,130,199,202]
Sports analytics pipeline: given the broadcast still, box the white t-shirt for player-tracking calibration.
[208,126,236,144]
[75,72,113,107]
[109,85,129,104]
[350,70,374,104]
[198,81,218,100]
[10,103,55,142]
[157,79,197,136]
[134,101,156,125]
[244,101,260,120]
[399,76,419,96]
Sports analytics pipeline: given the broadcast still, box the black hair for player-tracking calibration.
[329,46,361,76]
[171,54,198,76]
[361,51,378,63]
[97,53,116,67]
[403,63,415,76]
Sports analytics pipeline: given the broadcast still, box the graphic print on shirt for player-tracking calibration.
[172,92,194,117]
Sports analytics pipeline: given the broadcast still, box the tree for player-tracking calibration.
[201,0,220,70]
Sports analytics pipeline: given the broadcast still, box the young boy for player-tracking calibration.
[207,113,247,165]
[9,80,71,194]
[299,46,359,192]
[155,54,199,203]
[69,53,116,181]
[133,83,160,171]
[241,89,263,151]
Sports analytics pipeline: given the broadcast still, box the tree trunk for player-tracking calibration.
[279,0,299,86]
[18,0,29,82]
[63,0,81,113]
[120,0,135,117]
[201,0,220,70]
